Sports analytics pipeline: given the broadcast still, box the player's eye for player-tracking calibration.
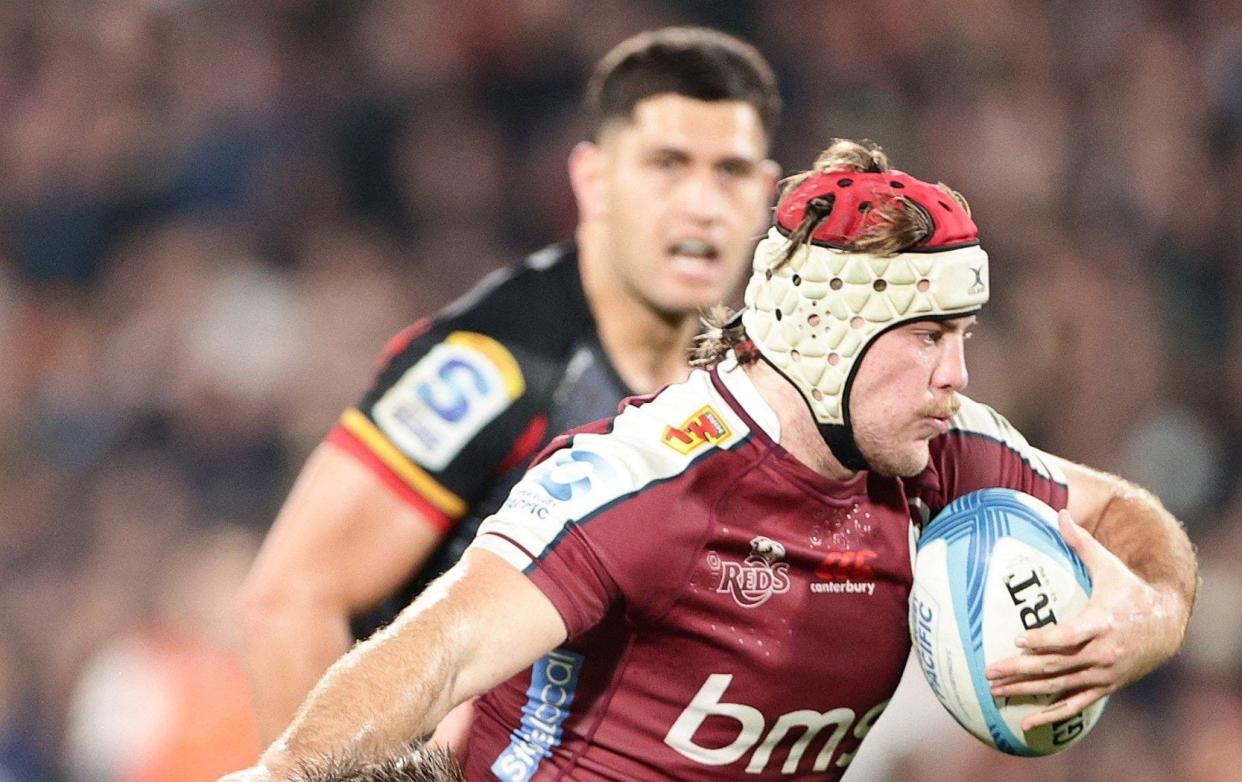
[650,152,687,172]
[718,159,755,179]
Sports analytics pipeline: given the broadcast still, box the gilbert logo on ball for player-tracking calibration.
[909,488,1108,756]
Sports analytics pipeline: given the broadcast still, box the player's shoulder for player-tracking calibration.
[947,395,1015,441]
[370,243,589,384]
[433,242,590,343]
[617,368,754,461]
[478,369,755,568]
[367,241,588,400]
[521,369,755,516]
[941,395,1065,484]
[348,245,589,477]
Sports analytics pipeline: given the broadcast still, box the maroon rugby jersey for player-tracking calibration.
[468,360,1067,780]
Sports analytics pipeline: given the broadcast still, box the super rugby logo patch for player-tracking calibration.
[534,448,617,502]
[708,536,791,608]
[661,405,732,455]
[373,331,523,471]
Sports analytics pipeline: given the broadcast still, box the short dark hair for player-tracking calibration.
[585,27,781,139]
[290,745,464,782]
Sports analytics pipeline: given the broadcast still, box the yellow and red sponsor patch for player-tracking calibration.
[660,405,732,455]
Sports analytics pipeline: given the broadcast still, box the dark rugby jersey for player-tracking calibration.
[468,360,1068,781]
[327,243,631,617]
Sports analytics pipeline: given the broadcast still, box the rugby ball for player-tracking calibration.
[908,488,1106,756]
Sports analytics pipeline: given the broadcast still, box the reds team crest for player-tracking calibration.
[708,536,791,608]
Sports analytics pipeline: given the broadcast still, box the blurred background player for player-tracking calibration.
[236,26,781,744]
[223,139,1195,781]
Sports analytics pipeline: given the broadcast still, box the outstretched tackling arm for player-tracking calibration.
[228,549,567,781]
[986,455,1198,729]
[240,304,549,744]
[239,442,449,744]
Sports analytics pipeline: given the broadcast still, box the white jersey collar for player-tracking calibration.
[715,354,782,444]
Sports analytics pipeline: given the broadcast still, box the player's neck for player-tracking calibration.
[744,360,858,481]
[577,238,699,394]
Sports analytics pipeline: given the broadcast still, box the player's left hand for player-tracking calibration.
[984,509,1187,731]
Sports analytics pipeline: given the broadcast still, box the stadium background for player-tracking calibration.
[1,1,1239,780]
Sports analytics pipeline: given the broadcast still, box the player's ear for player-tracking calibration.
[760,158,781,196]
[569,141,606,219]
[755,158,782,234]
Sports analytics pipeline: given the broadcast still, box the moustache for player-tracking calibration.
[922,395,962,419]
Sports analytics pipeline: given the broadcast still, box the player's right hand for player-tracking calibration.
[986,509,1184,730]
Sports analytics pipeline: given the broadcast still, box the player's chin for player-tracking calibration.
[868,444,931,478]
[651,287,728,316]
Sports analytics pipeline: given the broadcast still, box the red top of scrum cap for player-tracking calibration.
[775,169,979,250]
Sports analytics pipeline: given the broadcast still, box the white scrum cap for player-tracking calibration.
[741,165,989,470]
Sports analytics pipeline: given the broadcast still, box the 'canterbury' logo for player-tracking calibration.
[811,550,878,595]
[662,405,732,455]
[814,549,878,581]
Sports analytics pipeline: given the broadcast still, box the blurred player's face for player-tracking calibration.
[580,94,777,316]
[848,317,974,477]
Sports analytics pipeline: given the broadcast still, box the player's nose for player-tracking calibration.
[932,335,969,391]
[677,167,728,223]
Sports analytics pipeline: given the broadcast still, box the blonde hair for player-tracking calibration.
[690,304,751,367]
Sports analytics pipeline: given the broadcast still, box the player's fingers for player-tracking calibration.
[986,651,1088,681]
[989,666,1103,698]
[1057,509,1104,569]
[1020,687,1108,732]
[1016,612,1108,653]
[1056,508,1080,546]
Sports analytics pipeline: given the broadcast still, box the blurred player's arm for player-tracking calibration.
[239,441,447,743]
[987,456,1198,728]
[228,549,567,781]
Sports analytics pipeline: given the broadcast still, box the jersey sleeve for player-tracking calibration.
[907,396,1069,518]
[468,389,739,638]
[327,319,550,533]
[467,431,648,637]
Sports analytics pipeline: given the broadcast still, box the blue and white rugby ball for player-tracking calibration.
[909,488,1107,756]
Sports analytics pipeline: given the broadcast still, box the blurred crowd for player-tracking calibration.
[1,1,1239,780]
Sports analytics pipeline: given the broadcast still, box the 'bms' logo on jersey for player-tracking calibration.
[664,674,888,775]
[709,536,791,608]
